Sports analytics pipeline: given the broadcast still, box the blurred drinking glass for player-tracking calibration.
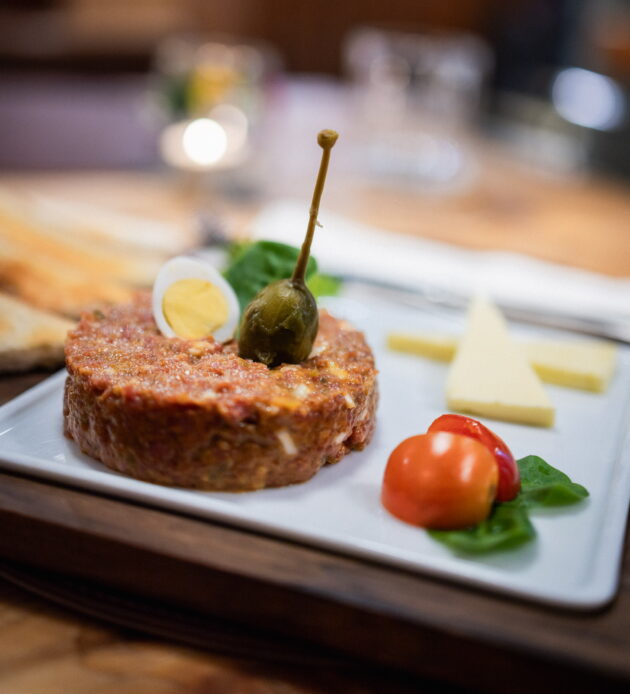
[154,34,280,173]
[343,26,492,191]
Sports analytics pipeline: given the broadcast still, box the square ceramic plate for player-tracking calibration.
[1,290,629,609]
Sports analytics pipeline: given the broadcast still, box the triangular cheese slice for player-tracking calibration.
[446,297,555,427]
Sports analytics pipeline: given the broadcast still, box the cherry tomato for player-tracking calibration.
[381,432,498,529]
[427,414,520,502]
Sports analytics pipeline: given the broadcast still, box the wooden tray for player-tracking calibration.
[1,373,630,693]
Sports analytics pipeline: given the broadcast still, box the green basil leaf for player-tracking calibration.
[517,455,589,509]
[224,240,318,311]
[427,456,589,556]
[226,240,253,264]
[429,503,535,555]
[307,273,342,299]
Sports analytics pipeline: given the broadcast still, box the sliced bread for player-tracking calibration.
[0,292,74,372]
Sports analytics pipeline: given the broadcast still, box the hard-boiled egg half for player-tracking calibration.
[152,256,239,341]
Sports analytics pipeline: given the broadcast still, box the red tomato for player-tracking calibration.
[427,414,520,502]
[381,432,498,529]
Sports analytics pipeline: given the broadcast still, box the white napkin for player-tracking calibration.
[250,199,630,321]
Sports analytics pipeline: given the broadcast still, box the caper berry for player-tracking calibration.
[238,129,338,367]
[237,279,318,367]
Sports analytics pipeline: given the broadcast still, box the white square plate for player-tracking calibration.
[1,292,629,609]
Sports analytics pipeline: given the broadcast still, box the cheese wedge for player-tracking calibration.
[387,332,457,362]
[387,332,617,392]
[446,297,555,427]
[522,340,616,392]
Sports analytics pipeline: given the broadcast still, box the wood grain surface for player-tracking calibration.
[1,159,629,694]
[0,573,432,694]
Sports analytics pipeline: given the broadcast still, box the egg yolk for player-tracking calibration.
[162,278,229,339]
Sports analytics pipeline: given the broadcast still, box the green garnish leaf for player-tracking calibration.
[307,273,342,299]
[429,502,535,554]
[226,239,253,264]
[224,240,318,310]
[428,456,588,555]
[224,240,342,310]
[516,455,589,508]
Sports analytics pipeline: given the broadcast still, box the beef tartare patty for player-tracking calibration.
[64,293,378,491]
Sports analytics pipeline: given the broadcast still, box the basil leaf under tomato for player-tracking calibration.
[429,503,535,554]
[429,456,588,555]
[516,455,589,508]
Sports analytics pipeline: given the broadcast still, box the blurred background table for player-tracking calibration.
[2,153,629,274]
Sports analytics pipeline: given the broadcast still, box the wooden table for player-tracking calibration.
[1,158,630,694]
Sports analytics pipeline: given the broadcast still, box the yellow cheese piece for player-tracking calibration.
[446,297,555,427]
[388,332,617,392]
[387,332,457,361]
[522,340,617,392]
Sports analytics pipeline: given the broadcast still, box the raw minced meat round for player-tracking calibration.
[63,292,378,491]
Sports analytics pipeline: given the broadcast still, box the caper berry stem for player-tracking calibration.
[292,129,338,284]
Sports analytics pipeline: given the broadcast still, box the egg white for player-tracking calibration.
[152,256,240,341]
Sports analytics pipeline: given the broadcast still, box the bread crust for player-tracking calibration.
[0,292,74,373]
